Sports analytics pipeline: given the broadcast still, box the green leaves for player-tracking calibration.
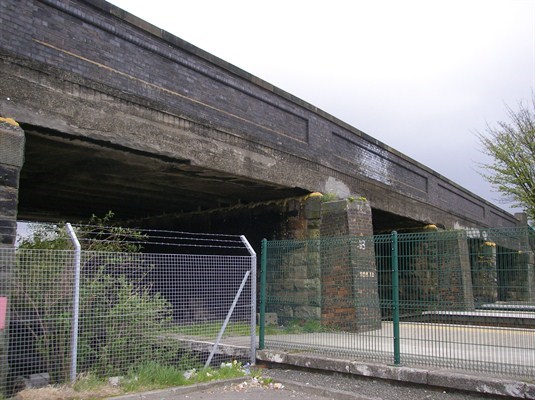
[477,97,535,224]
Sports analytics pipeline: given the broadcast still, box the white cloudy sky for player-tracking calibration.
[108,0,535,215]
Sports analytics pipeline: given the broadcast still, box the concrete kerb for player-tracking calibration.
[427,370,529,398]
[256,350,535,399]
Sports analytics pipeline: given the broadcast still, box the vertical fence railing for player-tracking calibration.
[391,231,400,365]
[240,235,257,366]
[205,270,251,368]
[65,223,81,383]
[259,226,535,379]
[259,238,267,350]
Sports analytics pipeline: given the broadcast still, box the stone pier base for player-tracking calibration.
[320,199,381,332]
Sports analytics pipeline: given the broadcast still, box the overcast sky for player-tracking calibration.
[108,0,535,215]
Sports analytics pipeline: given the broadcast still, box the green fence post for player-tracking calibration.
[259,239,267,350]
[391,231,401,365]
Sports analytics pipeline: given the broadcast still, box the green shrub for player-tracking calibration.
[11,213,179,382]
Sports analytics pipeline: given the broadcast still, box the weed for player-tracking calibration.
[16,360,250,400]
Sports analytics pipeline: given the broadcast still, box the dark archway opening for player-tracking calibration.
[372,208,430,235]
[17,126,308,239]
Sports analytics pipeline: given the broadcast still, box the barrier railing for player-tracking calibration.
[1,223,255,397]
[260,227,535,379]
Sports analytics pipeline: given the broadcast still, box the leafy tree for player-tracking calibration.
[477,96,535,224]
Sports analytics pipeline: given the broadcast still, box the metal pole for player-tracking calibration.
[66,223,81,383]
[240,235,257,366]
[391,231,400,365]
[204,270,250,369]
[259,239,267,350]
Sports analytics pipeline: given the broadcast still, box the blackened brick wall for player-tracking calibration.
[0,0,520,229]
[320,200,381,332]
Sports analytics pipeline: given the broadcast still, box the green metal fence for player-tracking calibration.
[259,227,535,379]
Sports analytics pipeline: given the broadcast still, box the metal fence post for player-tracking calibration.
[205,270,250,369]
[391,231,401,365]
[240,235,257,365]
[259,239,267,350]
[65,223,81,383]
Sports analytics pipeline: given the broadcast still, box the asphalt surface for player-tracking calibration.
[262,367,504,399]
[115,367,506,400]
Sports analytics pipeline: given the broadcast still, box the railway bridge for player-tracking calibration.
[0,0,526,247]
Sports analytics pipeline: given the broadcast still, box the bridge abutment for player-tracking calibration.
[0,119,24,247]
[0,118,24,396]
[266,196,382,333]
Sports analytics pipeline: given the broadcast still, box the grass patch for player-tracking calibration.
[120,362,188,392]
[163,319,340,338]
[72,373,108,392]
[167,321,252,338]
[162,319,337,339]
[121,360,248,392]
[264,319,339,334]
[14,360,249,400]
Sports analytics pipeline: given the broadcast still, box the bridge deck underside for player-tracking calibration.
[18,128,307,222]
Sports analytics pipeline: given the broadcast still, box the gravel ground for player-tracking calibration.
[113,366,513,400]
[171,380,340,400]
[262,367,505,400]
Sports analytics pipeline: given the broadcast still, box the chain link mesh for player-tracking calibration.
[1,227,255,397]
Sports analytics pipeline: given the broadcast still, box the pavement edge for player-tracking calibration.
[256,350,535,399]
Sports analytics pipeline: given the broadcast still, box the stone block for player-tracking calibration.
[286,353,352,373]
[293,277,320,291]
[307,260,321,279]
[255,350,288,364]
[391,366,429,385]
[270,305,293,319]
[304,196,321,220]
[287,265,308,279]
[0,165,19,189]
[288,251,307,266]
[307,227,320,239]
[0,185,17,212]
[350,361,395,380]
[0,219,17,246]
[525,382,535,399]
[257,312,278,325]
[28,373,50,388]
[427,370,525,398]
[294,306,320,319]
[0,124,25,167]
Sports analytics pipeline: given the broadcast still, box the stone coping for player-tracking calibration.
[256,350,535,399]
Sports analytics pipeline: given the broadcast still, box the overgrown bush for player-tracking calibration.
[11,213,181,383]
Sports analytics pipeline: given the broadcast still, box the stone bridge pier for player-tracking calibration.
[0,118,24,394]
[0,119,24,247]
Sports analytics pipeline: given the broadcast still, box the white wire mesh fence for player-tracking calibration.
[1,223,255,397]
